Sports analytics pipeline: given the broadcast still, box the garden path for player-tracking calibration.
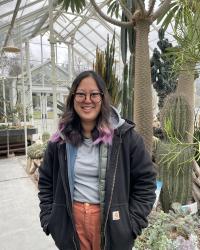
[0,156,55,250]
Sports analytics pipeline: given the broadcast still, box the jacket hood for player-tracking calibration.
[110,106,125,130]
[110,106,135,136]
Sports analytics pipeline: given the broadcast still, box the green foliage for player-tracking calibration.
[107,0,120,18]
[172,5,200,69]
[58,0,86,13]
[120,3,136,120]
[135,204,199,249]
[122,63,128,117]
[42,131,50,143]
[0,124,8,130]
[127,53,134,120]
[120,12,128,65]
[193,127,200,166]
[158,0,200,72]
[27,142,47,159]
[94,33,122,108]
[160,94,193,142]
[157,0,196,32]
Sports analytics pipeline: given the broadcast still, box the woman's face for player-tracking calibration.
[73,76,102,126]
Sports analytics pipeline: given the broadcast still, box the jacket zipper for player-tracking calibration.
[103,135,122,250]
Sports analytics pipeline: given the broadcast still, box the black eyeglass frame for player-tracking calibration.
[73,92,104,103]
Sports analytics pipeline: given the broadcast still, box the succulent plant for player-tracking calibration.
[27,142,47,159]
[42,131,50,143]
[134,203,200,250]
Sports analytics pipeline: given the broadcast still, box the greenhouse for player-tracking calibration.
[0,0,200,249]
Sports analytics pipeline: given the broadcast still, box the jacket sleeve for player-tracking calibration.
[38,142,54,235]
[129,132,157,239]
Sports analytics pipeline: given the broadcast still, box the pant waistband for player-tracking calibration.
[73,201,100,208]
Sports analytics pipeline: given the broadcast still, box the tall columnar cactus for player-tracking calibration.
[156,94,194,212]
[160,94,193,142]
[156,142,193,212]
[128,53,135,120]
[120,3,136,120]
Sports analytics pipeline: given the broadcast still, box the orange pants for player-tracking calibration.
[73,201,101,250]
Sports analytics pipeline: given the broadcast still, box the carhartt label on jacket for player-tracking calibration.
[112,211,120,220]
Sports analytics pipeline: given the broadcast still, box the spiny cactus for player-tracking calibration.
[156,94,194,212]
[160,94,193,142]
[156,142,194,212]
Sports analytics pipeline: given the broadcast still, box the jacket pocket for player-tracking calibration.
[48,203,75,249]
[108,203,134,250]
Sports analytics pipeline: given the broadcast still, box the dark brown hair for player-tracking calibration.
[51,70,113,146]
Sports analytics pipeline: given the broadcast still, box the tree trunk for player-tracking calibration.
[176,63,195,141]
[134,20,153,154]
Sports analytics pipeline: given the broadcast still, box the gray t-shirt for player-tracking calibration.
[73,138,100,203]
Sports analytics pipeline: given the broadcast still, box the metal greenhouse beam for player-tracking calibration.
[30,0,59,39]
[2,0,22,50]
[0,0,13,6]
[0,0,42,20]
[51,30,93,64]
[86,22,107,43]
[49,0,58,130]
[56,19,97,50]
[0,7,49,33]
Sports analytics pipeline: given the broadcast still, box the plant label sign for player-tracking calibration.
[181,202,198,215]
[153,180,163,208]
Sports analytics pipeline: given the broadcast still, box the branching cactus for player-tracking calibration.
[160,94,193,142]
[156,142,194,212]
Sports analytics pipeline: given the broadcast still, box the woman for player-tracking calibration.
[38,70,156,250]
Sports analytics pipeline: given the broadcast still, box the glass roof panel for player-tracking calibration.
[0,0,175,79]
[17,1,47,17]
[0,0,16,15]
[53,21,64,34]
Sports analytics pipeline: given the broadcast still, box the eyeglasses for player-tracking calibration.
[74,92,103,103]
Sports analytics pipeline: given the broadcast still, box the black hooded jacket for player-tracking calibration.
[38,120,156,250]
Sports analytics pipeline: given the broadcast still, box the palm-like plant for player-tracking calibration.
[59,0,172,153]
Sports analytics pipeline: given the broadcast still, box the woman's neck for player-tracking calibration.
[81,121,95,138]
